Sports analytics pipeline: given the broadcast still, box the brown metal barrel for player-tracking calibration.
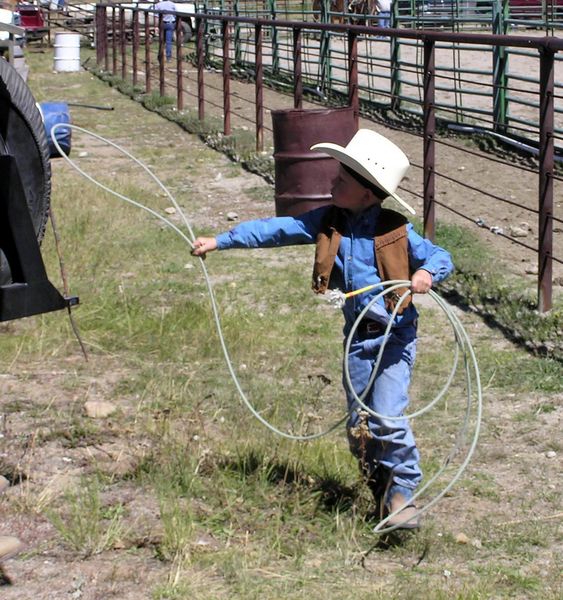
[271,107,356,217]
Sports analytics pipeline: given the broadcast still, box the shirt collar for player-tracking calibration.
[343,203,382,224]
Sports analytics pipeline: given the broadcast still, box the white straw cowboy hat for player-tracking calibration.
[310,129,415,215]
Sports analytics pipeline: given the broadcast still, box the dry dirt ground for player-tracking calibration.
[0,48,561,599]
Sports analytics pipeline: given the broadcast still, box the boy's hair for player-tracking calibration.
[342,163,388,201]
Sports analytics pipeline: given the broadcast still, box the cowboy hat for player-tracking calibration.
[310,129,415,215]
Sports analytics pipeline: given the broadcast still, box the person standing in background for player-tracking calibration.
[375,0,391,37]
[155,0,176,61]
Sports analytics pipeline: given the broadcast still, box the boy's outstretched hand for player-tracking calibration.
[410,269,433,294]
[191,237,218,258]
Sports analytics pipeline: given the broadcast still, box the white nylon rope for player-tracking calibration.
[50,123,482,532]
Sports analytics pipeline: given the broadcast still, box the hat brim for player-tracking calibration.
[311,142,416,215]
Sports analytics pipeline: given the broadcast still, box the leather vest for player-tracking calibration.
[312,206,412,313]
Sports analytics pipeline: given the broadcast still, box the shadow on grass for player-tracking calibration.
[219,450,359,513]
[441,272,562,363]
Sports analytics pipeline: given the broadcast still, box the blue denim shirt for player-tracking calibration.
[215,204,454,330]
[155,0,176,22]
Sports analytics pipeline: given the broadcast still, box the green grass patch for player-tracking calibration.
[47,477,127,558]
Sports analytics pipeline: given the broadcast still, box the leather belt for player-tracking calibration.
[357,319,386,338]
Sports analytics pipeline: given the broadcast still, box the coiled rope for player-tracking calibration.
[50,123,482,533]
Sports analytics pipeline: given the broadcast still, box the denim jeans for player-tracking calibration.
[378,11,390,29]
[163,21,175,60]
[344,325,421,503]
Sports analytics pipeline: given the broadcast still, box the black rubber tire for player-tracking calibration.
[181,21,193,44]
[0,57,51,285]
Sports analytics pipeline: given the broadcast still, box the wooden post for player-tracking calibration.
[176,17,183,111]
[120,8,126,81]
[197,17,205,121]
[222,20,231,136]
[293,27,303,109]
[538,46,554,312]
[423,38,436,241]
[132,9,139,86]
[145,10,151,93]
[158,14,165,97]
[347,31,358,129]
[255,22,264,152]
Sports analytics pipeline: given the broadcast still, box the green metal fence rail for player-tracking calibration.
[182,0,563,148]
[106,1,563,145]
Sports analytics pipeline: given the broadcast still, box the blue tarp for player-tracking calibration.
[39,102,71,158]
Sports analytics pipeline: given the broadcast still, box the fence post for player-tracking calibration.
[293,27,303,109]
[319,0,331,94]
[203,0,211,56]
[95,5,106,67]
[222,20,231,135]
[176,17,183,111]
[255,22,264,152]
[197,17,205,121]
[390,0,401,111]
[423,38,436,242]
[112,7,117,75]
[234,0,242,66]
[538,45,554,312]
[269,0,279,74]
[541,0,548,28]
[158,14,165,96]
[120,8,126,81]
[132,9,139,86]
[492,0,508,133]
[145,10,151,94]
[104,7,109,72]
[348,30,359,129]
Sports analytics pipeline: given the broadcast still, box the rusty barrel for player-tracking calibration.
[271,107,356,217]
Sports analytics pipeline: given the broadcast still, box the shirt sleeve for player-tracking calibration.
[407,224,454,284]
[215,207,328,250]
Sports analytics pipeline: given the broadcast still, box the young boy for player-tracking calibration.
[192,129,454,529]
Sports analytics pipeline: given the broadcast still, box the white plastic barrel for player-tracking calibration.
[53,32,81,72]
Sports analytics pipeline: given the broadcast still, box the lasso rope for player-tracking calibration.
[50,123,482,533]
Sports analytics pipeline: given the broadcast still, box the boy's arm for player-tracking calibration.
[407,224,454,292]
[192,208,329,258]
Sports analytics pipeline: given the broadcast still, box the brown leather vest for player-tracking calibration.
[312,206,412,313]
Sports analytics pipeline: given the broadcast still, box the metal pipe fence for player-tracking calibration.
[189,1,563,138]
[95,4,561,311]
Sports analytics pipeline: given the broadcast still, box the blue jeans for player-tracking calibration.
[162,21,175,60]
[345,326,421,503]
[378,11,390,29]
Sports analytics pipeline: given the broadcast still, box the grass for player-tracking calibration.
[0,49,561,599]
[47,477,127,558]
